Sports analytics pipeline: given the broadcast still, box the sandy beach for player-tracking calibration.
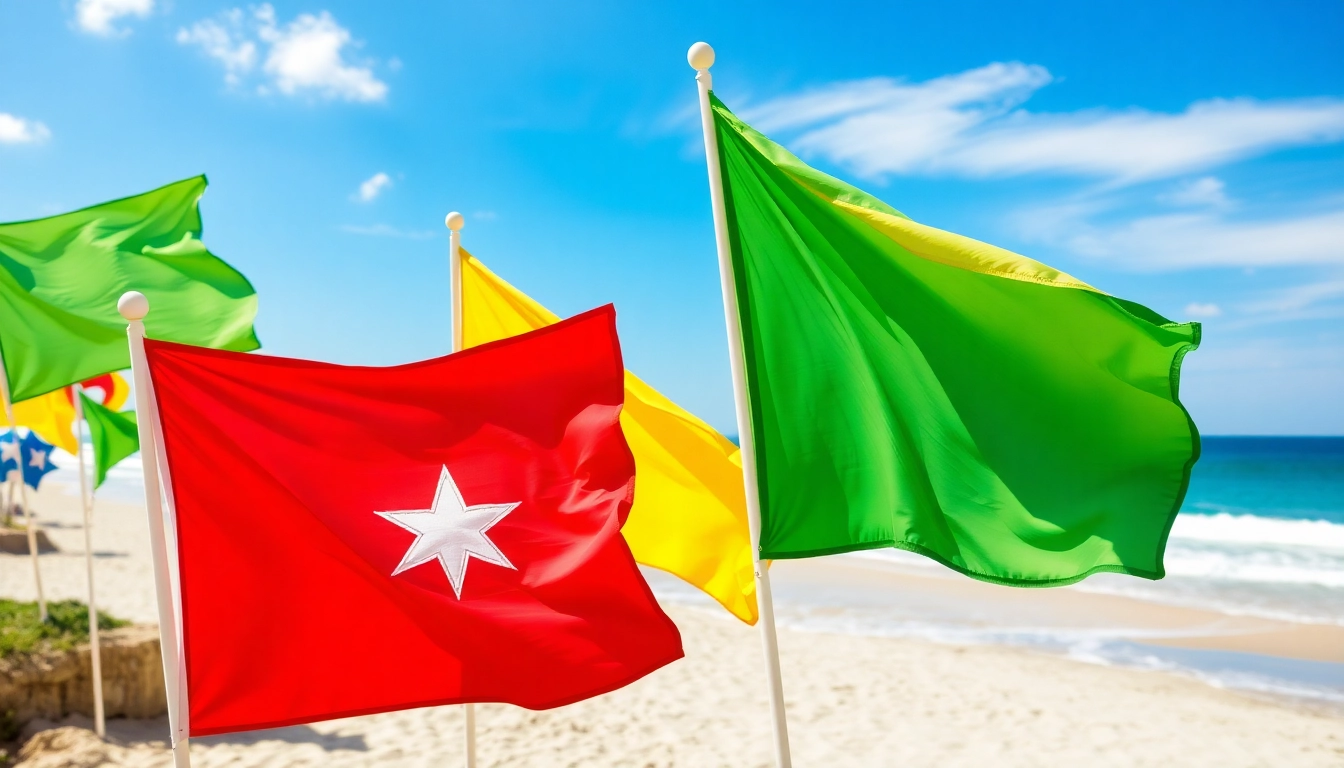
[763,555,1344,665]
[4,476,1343,766]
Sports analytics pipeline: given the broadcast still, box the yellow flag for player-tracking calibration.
[461,251,758,623]
[12,372,130,454]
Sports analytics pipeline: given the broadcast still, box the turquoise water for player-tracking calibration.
[1081,437,1344,625]
[1084,438,1343,705]
[661,436,1344,706]
[1185,437,1344,524]
[78,437,1344,625]
[60,437,1344,705]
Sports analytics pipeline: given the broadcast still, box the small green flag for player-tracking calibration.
[711,94,1200,585]
[80,392,138,489]
[0,176,259,402]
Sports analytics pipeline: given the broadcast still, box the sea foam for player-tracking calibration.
[1170,512,1344,550]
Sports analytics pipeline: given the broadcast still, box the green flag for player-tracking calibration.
[79,392,138,489]
[711,94,1200,585]
[0,176,259,402]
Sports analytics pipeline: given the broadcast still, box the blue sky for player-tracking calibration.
[1,0,1341,435]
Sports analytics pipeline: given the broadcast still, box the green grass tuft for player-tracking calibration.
[0,599,130,659]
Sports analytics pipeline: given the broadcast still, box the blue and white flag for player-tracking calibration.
[1,429,58,490]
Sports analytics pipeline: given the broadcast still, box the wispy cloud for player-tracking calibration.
[1242,280,1344,315]
[1161,177,1230,208]
[177,4,388,102]
[1184,302,1222,319]
[340,224,435,240]
[1216,279,1344,329]
[1015,200,1344,270]
[0,113,51,144]
[74,0,152,36]
[745,63,1049,176]
[1191,337,1344,374]
[743,63,1344,184]
[355,172,392,202]
[175,10,256,85]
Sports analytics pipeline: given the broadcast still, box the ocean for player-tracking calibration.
[1079,436,1344,626]
[42,436,1344,707]
[652,437,1344,708]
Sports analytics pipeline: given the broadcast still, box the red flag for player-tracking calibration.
[146,306,683,737]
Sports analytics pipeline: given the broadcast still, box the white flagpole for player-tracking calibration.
[463,698,477,768]
[447,211,466,356]
[0,353,47,622]
[73,384,107,738]
[120,292,192,767]
[444,210,477,768]
[689,42,793,768]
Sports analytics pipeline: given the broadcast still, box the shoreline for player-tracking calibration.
[3,478,1342,764]
[21,475,1342,665]
[11,604,1344,766]
[757,555,1344,664]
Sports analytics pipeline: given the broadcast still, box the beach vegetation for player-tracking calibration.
[0,599,128,658]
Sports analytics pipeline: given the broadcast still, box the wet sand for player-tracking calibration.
[764,556,1344,664]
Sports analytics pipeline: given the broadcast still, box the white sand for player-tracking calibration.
[2,481,160,624]
[5,480,1344,766]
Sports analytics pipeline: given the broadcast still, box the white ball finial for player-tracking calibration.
[688,42,715,71]
[118,291,149,321]
[444,211,464,231]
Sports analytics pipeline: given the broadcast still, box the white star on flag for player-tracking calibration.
[375,465,519,598]
[28,449,47,470]
[0,439,19,463]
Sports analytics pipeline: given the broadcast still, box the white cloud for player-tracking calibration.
[1081,211,1344,269]
[1191,337,1344,373]
[177,4,387,102]
[75,0,152,36]
[744,64,1344,183]
[747,63,1050,176]
[1218,279,1344,329]
[340,224,435,240]
[258,6,386,102]
[1016,202,1344,270]
[175,10,256,85]
[1241,280,1344,315]
[1184,302,1222,319]
[356,172,392,202]
[1162,177,1230,208]
[0,113,51,144]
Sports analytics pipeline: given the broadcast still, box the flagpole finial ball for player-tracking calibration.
[444,212,464,231]
[118,291,149,321]
[687,42,715,70]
